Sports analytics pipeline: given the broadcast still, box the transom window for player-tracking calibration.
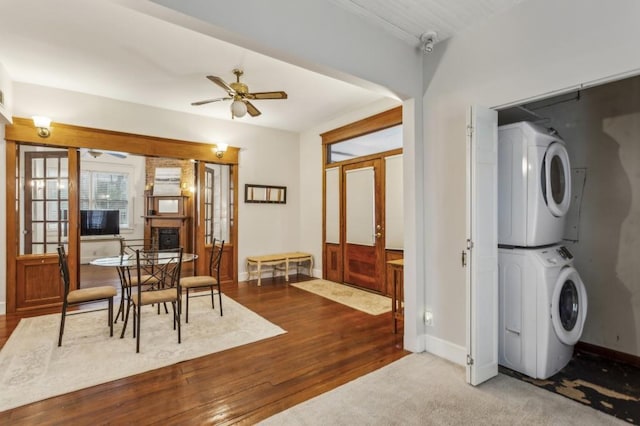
[327,124,402,163]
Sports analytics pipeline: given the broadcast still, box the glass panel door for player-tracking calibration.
[22,149,69,255]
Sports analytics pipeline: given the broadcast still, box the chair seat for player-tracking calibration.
[180,275,217,289]
[67,286,117,304]
[135,288,178,306]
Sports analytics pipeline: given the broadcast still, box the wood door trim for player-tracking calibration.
[320,106,402,145]
[6,117,239,165]
[6,141,17,313]
[321,107,402,286]
[5,120,240,313]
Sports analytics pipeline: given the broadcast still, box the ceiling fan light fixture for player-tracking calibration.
[231,99,247,118]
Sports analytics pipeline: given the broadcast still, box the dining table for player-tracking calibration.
[90,252,197,268]
[90,251,198,333]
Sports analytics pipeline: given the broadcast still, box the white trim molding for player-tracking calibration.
[425,334,466,366]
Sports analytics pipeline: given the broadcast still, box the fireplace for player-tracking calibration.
[157,228,179,250]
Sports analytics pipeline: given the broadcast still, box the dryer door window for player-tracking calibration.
[541,142,571,217]
[551,267,588,346]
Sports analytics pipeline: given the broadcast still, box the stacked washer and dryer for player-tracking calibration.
[497,122,588,380]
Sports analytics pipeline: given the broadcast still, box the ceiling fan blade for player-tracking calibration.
[206,75,234,94]
[247,91,288,100]
[191,97,231,106]
[107,151,128,159]
[245,101,262,117]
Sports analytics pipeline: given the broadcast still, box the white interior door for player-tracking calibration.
[466,105,498,386]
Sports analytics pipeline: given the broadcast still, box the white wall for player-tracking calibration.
[5,82,301,292]
[423,0,640,359]
[0,62,12,124]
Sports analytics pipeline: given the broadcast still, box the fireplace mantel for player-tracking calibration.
[144,194,191,252]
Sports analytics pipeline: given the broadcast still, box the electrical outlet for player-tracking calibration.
[424,311,434,326]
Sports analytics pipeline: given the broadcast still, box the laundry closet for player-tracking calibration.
[497,73,640,369]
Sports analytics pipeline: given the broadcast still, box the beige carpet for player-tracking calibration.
[0,295,285,411]
[260,353,625,425]
[291,279,391,315]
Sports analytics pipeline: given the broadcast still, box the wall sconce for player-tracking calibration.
[32,116,52,138]
[215,143,228,158]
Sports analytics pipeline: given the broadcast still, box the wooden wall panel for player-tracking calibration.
[16,255,62,311]
[324,243,342,283]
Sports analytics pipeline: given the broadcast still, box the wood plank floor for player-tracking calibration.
[0,276,408,425]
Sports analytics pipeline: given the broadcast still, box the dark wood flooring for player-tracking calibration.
[0,273,408,425]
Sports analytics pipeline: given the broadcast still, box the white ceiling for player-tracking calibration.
[0,0,524,133]
[329,0,525,45]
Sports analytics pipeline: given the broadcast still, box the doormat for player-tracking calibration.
[291,279,391,315]
[500,348,640,424]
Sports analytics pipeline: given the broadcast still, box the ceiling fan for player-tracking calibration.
[80,148,128,159]
[191,69,288,119]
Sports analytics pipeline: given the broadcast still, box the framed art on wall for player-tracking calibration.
[245,184,286,204]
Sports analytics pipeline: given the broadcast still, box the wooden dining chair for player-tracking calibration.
[57,246,117,347]
[121,248,183,353]
[180,239,224,323]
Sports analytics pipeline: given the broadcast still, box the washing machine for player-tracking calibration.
[498,121,572,247]
[498,244,588,379]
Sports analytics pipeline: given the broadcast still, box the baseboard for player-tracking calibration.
[0,301,6,315]
[576,341,640,368]
[424,334,467,366]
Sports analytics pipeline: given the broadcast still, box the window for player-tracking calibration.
[80,171,130,227]
[327,124,402,163]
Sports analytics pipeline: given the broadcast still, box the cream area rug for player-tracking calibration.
[291,279,391,315]
[0,295,285,411]
[260,353,625,425]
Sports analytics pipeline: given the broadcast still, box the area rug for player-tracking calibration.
[291,279,391,315]
[0,295,286,411]
[260,353,624,425]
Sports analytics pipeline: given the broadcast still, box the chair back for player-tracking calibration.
[209,239,225,280]
[120,238,158,256]
[57,246,71,299]
[135,247,184,290]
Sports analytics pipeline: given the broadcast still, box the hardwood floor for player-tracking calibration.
[0,276,408,425]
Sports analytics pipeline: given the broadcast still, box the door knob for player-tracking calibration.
[375,232,382,238]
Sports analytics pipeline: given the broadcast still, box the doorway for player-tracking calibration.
[321,106,403,296]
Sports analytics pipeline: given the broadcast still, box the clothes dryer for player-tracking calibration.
[498,245,587,379]
[498,122,572,247]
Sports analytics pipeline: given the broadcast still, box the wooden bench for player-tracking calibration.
[246,252,313,286]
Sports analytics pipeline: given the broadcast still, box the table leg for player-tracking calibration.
[257,261,263,286]
[393,268,398,334]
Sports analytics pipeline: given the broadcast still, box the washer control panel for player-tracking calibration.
[536,245,573,266]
